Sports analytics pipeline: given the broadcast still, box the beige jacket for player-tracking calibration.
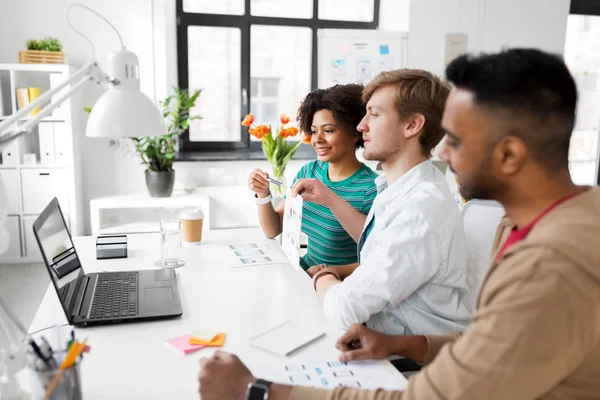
[291,188,600,400]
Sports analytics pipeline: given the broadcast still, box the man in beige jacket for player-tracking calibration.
[198,49,600,400]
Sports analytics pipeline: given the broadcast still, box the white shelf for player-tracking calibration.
[0,116,65,122]
[99,222,160,235]
[0,62,81,264]
[0,63,70,73]
[90,193,211,236]
[0,164,68,169]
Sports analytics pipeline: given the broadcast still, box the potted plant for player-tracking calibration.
[135,87,202,197]
[20,37,65,64]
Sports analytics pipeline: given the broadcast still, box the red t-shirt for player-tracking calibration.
[495,191,583,261]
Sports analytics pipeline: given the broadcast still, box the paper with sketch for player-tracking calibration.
[254,359,407,391]
[228,242,285,267]
[281,190,303,270]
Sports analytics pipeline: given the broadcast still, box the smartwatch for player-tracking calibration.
[246,379,272,400]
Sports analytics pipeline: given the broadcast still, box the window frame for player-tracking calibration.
[176,0,380,155]
[569,0,600,185]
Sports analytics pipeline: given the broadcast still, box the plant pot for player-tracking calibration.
[145,170,175,198]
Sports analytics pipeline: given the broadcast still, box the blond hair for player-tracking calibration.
[363,69,451,156]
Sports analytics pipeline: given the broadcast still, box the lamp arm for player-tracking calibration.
[0,61,110,148]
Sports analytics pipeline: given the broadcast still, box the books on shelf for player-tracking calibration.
[15,87,42,116]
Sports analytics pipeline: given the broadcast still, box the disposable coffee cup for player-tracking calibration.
[179,209,204,244]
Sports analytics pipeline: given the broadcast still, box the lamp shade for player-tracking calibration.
[86,49,167,138]
[86,87,167,138]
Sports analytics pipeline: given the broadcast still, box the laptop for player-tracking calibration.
[33,197,183,326]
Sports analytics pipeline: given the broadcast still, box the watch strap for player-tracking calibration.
[246,379,272,400]
[254,194,273,205]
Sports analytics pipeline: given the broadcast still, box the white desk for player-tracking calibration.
[23,228,402,399]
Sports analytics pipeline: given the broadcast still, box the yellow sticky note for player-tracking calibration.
[188,333,226,347]
[190,330,220,342]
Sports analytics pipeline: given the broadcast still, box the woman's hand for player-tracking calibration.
[248,169,270,199]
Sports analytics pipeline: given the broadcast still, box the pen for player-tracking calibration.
[40,336,57,369]
[30,339,53,370]
[267,177,286,188]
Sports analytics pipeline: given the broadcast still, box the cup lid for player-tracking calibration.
[179,208,204,220]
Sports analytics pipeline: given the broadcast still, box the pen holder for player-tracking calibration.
[28,357,82,400]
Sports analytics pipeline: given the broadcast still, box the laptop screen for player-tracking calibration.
[33,198,84,320]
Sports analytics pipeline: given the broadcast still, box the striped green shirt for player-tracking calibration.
[292,160,378,270]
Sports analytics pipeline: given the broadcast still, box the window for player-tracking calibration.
[566,0,600,185]
[177,0,380,155]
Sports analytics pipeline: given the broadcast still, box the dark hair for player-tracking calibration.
[363,69,451,156]
[446,48,577,169]
[296,84,365,148]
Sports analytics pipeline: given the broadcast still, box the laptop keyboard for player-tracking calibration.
[89,272,139,319]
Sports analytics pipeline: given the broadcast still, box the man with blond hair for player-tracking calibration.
[290,69,473,338]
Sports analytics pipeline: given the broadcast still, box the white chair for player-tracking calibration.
[461,199,505,310]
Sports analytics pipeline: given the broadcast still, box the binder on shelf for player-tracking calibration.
[49,73,67,117]
[53,122,70,165]
[27,87,41,116]
[0,79,5,116]
[15,88,29,110]
[38,122,56,165]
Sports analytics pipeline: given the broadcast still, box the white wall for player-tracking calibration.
[408,0,571,77]
[0,0,572,233]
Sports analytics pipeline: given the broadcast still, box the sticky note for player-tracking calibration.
[379,45,389,55]
[188,332,226,347]
[167,334,205,354]
[340,43,350,53]
[190,330,220,342]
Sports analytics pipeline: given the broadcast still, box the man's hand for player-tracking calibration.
[198,351,255,400]
[306,264,326,278]
[336,324,395,362]
[292,178,335,206]
[248,169,270,199]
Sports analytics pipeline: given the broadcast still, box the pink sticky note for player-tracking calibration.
[167,334,205,354]
[340,43,350,53]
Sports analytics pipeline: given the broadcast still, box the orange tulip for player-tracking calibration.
[302,133,311,144]
[280,114,290,124]
[251,124,270,139]
[286,127,298,137]
[279,127,298,138]
[241,113,254,127]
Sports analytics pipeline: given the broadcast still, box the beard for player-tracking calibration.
[363,143,400,163]
[452,158,503,201]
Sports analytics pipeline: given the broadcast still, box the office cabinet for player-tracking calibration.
[0,63,82,263]
[0,169,20,214]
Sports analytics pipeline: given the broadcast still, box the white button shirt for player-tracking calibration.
[322,159,474,335]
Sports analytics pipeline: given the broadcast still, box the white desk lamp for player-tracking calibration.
[0,4,166,397]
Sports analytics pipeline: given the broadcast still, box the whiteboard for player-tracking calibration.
[317,29,409,89]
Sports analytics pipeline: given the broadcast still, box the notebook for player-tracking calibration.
[249,320,325,357]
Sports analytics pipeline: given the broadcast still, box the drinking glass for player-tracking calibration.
[159,218,185,267]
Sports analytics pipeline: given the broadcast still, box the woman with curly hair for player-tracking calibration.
[248,84,378,273]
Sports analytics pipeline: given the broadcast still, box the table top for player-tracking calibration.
[22,228,402,399]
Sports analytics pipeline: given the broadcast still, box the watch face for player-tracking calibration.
[247,383,269,400]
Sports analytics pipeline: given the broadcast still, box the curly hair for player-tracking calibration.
[296,84,366,148]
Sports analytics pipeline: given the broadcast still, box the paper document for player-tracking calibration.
[254,359,407,391]
[281,190,303,270]
[228,242,285,267]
